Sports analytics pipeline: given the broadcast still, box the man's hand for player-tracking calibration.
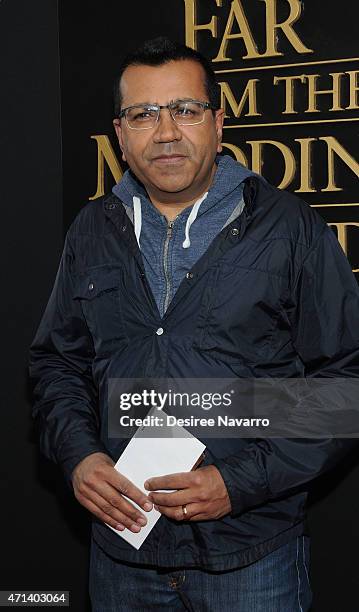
[72,452,153,533]
[144,465,231,521]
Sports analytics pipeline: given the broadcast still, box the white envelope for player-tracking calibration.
[106,420,206,549]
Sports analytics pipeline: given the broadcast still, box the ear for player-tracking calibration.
[214,109,224,154]
[113,119,127,162]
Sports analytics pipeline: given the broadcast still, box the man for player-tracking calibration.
[29,37,359,611]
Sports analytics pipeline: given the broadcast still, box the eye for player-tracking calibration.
[132,109,157,121]
[172,102,203,119]
[174,104,195,117]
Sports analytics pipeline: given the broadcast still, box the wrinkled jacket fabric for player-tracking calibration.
[29,163,359,570]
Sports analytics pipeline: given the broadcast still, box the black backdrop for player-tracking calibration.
[1,1,358,610]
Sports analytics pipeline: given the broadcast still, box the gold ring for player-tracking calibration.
[182,504,188,517]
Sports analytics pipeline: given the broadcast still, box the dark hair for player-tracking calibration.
[113,36,220,116]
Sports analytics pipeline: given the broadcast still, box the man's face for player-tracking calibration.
[113,60,224,201]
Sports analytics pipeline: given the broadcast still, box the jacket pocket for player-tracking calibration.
[192,264,221,349]
[192,263,284,364]
[73,265,128,352]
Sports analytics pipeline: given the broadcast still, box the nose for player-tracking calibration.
[152,108,182,143]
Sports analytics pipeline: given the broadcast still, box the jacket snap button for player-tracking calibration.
[156,327,164,335]
[186,272,194,279]
[122,225,127,232]
[231,227,239,236]
[88,282,94,291]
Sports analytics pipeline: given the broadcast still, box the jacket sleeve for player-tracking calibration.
[29,230,108,487]
[213,225,359,516]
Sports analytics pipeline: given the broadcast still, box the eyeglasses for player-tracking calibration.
[118,99,215,130]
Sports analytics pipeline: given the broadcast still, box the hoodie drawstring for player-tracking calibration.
[182,192,208,249]
[133,196,142,249]
[132,191,208,250]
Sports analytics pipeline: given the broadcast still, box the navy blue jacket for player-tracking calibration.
[29,173,359,570]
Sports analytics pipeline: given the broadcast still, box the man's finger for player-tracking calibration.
[149,489,200,507]
[84,480,149,524]
[78,488,146,532]
[144,471,195,491]
[107,468,153,511]
[155,502,207,521]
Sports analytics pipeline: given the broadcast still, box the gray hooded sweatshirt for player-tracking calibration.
[112,154,255,317]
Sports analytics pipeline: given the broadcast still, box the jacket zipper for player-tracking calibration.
[163,220,174,313]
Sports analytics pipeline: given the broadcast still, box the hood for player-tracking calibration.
[112,154,255,249]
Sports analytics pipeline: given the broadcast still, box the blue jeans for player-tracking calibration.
[89,535,312,611]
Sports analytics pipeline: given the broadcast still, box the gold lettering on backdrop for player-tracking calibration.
[346,70,359,110]
[183,0,223,50]
[89,136,122,200]
[209,0,312,62]
[221,137,359,194]
[273,75,306,114]
[320,137,359,192]
[221,142,248,166]
[306,73,344,113]
[219,80,261,117]
[212,0,261,61]
[248,139,296,189]
[272,71,358,115]
[328,223,359,271]
[179,1,358,275]
[261,0,313,57]
[294,138,316,193]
